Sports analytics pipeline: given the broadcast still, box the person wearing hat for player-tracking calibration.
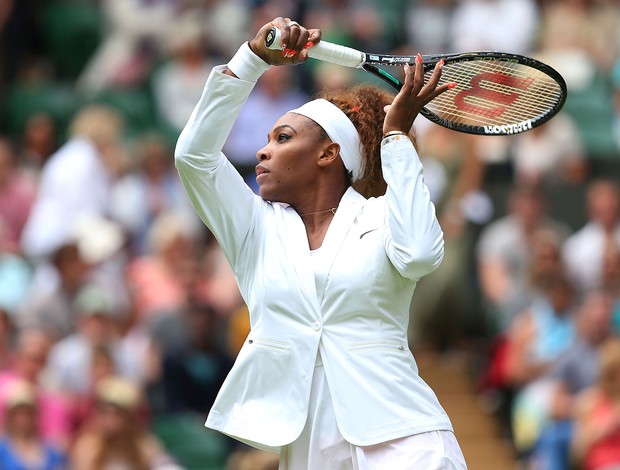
[69,376,180,470]
[175,16,465,469]
[0,379,66,470]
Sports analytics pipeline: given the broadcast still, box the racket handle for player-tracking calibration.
[265,26,365,69]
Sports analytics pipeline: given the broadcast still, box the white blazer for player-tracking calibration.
[175,54,453,449]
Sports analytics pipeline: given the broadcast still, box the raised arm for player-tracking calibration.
[381,54,452,280]
[174,18,319,267]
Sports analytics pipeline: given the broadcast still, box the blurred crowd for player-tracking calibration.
[0,0,620,469]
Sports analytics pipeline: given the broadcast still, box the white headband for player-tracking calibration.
[289,99,364,182]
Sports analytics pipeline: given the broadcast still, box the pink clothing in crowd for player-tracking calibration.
[0,372,73,447]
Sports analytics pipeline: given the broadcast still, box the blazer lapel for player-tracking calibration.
[280,188,366,314]
[314,187,366,303]
[282,207,321,316]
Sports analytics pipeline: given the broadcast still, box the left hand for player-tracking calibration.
[382,55,454,135]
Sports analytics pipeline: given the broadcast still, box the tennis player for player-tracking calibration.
[175,16,467,470]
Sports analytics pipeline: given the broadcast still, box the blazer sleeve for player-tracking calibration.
[381,137,445,280]
[174,44,269,268]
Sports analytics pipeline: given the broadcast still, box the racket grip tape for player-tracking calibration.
[265,26,365,69]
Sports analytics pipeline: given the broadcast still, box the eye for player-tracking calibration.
[277,133,290,142]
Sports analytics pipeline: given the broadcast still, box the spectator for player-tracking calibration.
[449,0,538,54]
[531,291,615,470]
[0,379,66,470]
[504,272,577,389]
[77,0,182,92]
[69,376,181,469]
[510,113,587,187]
[152,17,216,134]
[506,272,577,454]
[572,337,620,470]
[304,0,387,52]
[0,330,72,449]
[405,0,454,54]
[0,219,31,317]
[538,0,618,73]
[45,284,143,396]
[17,113,57,184]
[563,179,620,293]
[110,134,199,255]
[153,303,233,414]
[0,309,12,372]
[477,185,571,330]
[18,243,90,340]
[193,240,244,317]
[0,137,35,253]
[20,105,125,259]
[125,212,202,321]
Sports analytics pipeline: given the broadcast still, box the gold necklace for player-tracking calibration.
[298,207,337,217]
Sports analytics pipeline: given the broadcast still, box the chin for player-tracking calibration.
[258,187,285,204]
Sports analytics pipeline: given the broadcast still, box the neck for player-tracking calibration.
[298,207,337,217]
[293,176,349,250]
[295,177,348,219]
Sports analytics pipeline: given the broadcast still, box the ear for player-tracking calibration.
[317,142,341,168]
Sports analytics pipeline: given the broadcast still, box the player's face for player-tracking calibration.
[255,113,330,204]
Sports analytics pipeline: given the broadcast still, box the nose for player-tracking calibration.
[256,145,270,162]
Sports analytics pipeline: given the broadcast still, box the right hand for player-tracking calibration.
[249,17,321,66]
[382,56,452,135]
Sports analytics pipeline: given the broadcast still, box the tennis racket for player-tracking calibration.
[265,27,567,136]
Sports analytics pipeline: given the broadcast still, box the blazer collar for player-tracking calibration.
[285,187,366,315]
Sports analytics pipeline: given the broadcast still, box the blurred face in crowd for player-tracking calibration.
[79,314,115,347]
[260,66,296,99]
[600,339,620,397]
[510,190,545,232]
[0,139,15,188]
[6,404,38,437]
[578,292,613,345]
[53,244,90,294]
[547,278,574,315]
[141,138,170,181]
[23,113,57,161]
[95,403,130,437]
[14,332,51,382]
[529,230,562,280]
[588,181,620,230]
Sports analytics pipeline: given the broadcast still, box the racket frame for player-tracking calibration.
[361,51,567,135]
[265,26,568,136]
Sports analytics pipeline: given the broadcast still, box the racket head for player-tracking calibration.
[364,51,567,136]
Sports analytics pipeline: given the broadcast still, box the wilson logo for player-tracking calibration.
[454,72,534,118]
[483,120,533,134]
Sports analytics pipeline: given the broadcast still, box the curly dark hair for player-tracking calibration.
[317,84,417,199]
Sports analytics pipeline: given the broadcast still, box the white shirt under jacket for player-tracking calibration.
[174,45,454,449]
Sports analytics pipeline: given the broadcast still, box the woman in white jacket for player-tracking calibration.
[175,17,467,470]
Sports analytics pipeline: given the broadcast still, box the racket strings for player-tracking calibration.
[424,60,563,128]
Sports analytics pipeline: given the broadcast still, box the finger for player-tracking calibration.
[390,63,414,107]
[402,62,415,91]
[294,29,310,52]
[286,21,301,51]
[420,59,444,96]
[422,82,457,105]
[307,29,322,47]
[413,53,424,94]
[273,17,290,49]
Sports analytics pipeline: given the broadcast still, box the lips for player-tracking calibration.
[255,165,269,178]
